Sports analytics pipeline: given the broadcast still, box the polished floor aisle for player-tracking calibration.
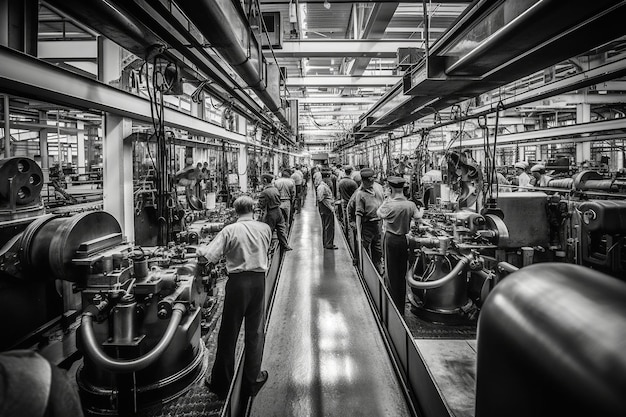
[250,188,411,417]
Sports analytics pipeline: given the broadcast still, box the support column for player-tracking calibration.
[576,103,592,165]
[38,110,49,183]
[238,144,248,192]
[576,103,591,124]
[577,142,591,165]
[103,114,134,243]
[98,37,121,84]
[3,95,9,158]
[273,152,279,176]
[76,120,86,174]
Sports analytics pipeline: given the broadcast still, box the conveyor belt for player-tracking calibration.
[250,187,411,416]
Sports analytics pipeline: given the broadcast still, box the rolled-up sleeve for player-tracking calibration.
[196,230,227,264]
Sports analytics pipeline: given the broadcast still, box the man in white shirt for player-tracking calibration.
[275,170,296,224]
[291,165,304,213]
[197,196,271,399]
[515,161,531,191]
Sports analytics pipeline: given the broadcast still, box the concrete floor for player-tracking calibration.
[250,189,411,417]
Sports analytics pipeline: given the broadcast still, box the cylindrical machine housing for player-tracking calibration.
[409,253,471,323]
[476,263,626,417]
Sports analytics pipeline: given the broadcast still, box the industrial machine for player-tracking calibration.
[0,157,229,415]
[406,152,626,323]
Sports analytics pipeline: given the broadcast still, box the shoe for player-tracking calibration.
[204,377,227,400]
[283,246,293,251]
[246,370,268,397]
[324,245,338,250]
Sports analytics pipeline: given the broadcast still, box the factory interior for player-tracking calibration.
[1,0,626,416]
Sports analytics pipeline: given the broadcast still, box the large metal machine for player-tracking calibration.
[0,157,229,415]
[407,153,626,323]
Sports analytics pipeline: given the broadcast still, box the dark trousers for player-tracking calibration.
[384,232,409,314]
[318,204,335,248]
[279,200,291,226]
[263,207,289,248]
[294,184,302,212]
[362,221,383,273]
[210,272,265,397]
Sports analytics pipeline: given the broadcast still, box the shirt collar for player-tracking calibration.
[237,213,255,222]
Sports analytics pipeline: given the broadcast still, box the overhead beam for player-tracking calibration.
[428,118,626,150]
[287,75,400,87]
[0,45,246,144]
[260,0,470,3]
[349,2,398,77]
[265,40,422,59]
[297,96,379,104]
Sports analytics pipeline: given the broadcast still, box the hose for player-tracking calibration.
[80,303,186,373]
[407,256,470,290]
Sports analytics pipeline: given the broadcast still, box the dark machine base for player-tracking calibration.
[77,343,207,416]
[408,293,477,326]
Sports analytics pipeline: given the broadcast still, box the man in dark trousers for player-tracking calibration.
[377,176,423,314]
[258,173,292,251]
[197,196,271,399]
[275,169,296,225]
[348,167,385,274]
[337,165,358,228]
[316,170,337,249]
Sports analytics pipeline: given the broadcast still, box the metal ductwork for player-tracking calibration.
[45,0,162,59]
[175,0,291,131]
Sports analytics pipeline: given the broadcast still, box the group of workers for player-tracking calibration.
[512,161,553,189]
[310,163,423,313]
[196,161,425,404]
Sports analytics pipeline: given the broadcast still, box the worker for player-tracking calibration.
[377,176,423,314]
[258,174,292,251]
[316,170,337,249]
[530,164,552,187]
[312,166,322,205]
[514,161,531,191]
[493,170,511,193]
[198,196,271,399]
[275,169,296,225]
[291,165,303,213]
[337,166,358,227]
[349,167,385,275]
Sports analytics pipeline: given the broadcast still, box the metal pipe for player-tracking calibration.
[407,256,469,290]
[80,303,185,373]
[175,0,290,127]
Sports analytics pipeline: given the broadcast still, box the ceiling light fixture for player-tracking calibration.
[323,0,331,10]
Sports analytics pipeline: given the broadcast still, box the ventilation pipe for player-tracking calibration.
[175,0,291,131]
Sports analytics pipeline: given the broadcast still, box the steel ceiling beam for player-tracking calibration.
[428,118,626,150]
[287,75,400,87]
[0,45,247,144]
[266,40,422,59]
[298,96,378,104]
[260,0,470,3]
[349,2,398,77]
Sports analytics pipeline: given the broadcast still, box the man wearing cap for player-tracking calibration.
[337,166,358,228]
[377,177,423,314]
[258,173,292,251]
[291,165,303,213]
[316,169,337,249]
[275,169,296,225]
[530,164,552,187]
[514,161,531,191]
[348,167,385,274]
